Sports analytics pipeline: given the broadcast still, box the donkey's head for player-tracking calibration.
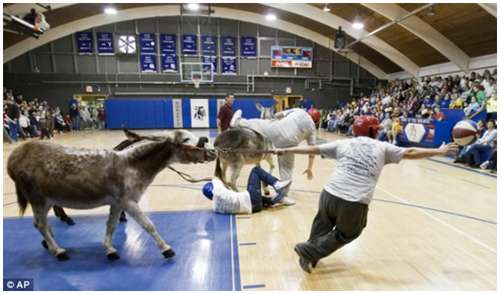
[256,102,275,120]
[118,129,216,165]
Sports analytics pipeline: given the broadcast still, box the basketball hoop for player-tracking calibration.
[191,71,203,89]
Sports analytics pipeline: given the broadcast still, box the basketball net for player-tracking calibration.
[193,77,201,89]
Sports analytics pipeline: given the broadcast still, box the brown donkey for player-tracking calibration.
[7,129,216,261]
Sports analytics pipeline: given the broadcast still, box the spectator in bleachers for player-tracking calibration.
[464,96,480,117]
[457,120,497,167]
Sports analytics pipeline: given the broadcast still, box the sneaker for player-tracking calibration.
[294,245,313,274]
[273,179,291,193]
[271,186,291,204]
[280,197,296,206]
[230,110,242,128]
[480,161,489,170]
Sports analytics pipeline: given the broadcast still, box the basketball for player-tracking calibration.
[452,120,478,146]
[353,115,380,138]
[308,108,321,123]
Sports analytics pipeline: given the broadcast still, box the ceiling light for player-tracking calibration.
[186,3,200,11]
[323,4,330,12]
[266,14,277,21]
[352,22,364,30]
[104,7,117,15]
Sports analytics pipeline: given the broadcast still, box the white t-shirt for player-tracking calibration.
[319,137,406,204]
[19,115,30,128]
[211,177,252,214]
[263,108,316,147]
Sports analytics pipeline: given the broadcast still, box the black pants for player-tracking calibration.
[296,190,368,263]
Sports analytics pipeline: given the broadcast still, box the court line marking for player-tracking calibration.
[427,158,497,178]
[239,242,257,246]
[461,179,493,189]
[242,284,266,289]
[376,185,496,254]
[230,215,236,291]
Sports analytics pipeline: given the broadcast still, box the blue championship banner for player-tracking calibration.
[221,36,236,57]
[76,31,93,54]
[201,35,217,56]
[140,33,157,72]
[202,56,217,72]
[271,46,313,68]
[182,34,197,55]
[240,37,257,57]
[160,34,177,72]
[96,32,114,55]
[221,57,237,75]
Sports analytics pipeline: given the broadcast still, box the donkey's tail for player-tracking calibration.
[15,182,28,216]
[214,157,224,183]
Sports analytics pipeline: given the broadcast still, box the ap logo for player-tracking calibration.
[4,279,34,291]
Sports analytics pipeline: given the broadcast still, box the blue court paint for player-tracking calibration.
[4,210,241,291]
[242,284,266,289]
[182,98,192,128]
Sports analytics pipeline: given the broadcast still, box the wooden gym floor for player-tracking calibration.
[2,129,497,290]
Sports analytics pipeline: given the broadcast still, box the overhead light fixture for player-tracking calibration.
[352,21,364,30]
[104,7,117,15]
[266,13,277,21]
[323,4,330,12]
[186,3,200,11]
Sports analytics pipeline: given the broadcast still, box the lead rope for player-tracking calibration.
[166,165,213,183]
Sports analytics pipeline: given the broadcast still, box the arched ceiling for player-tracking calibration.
[3,3,497,79]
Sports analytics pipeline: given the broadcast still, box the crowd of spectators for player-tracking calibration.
[3,88,106,144]
[319,70,497,172]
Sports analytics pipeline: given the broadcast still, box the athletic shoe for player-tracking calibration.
[230,110,242,128]
[294,245,313,274]
[272,186,291,204]
[273,179,292,193]
[280,197,296,206]
[480,161,489,170]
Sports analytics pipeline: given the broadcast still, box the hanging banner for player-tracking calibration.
[222,57,237,75]
[190,99,210,128]
[161,54,177,72]
[140,55,157,72]
[140,33,157,55]
[76,31,93,54]
[182,34,197,55]
[160,34,177,72]
[172,99,183,128]
[202,56,217,73]
[241,36,257,57]
[160,34,177,55]
[221,36,236,57]
[201,35,217,56]
[96,32,114,55]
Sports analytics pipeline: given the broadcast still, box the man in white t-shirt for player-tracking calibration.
[230,108,317,199]
[274,117,459,273]
[202,166,292,214]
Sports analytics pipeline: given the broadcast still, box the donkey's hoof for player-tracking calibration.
[63,217,75,226]
[41,240,48,249]
[107,252,120,261]
[56,252,70,261]
[162,249,175,258]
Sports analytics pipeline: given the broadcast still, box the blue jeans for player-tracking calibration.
[8,120,18,142]
[463,143,493,165]
[71,115,80,130]
[247,166,278,213]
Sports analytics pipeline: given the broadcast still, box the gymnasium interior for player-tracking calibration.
[2,2,498,291]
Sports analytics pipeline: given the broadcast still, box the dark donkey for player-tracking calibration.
[52,130,210,225]
[214,127,274,191]
[7,129,216,261]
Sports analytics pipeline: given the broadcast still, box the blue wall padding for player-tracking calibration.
[105,98,173,129]
[232,98,275,119]
[209,98,218,128]
[181,98,192,128]
[105,97,275,129]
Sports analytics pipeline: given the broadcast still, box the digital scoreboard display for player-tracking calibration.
[271,46,313,68]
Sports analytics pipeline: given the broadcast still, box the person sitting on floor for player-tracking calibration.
[202,166,293,214]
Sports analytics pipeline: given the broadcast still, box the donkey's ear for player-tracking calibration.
[124,129,142,140]
[255,102,263,111]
